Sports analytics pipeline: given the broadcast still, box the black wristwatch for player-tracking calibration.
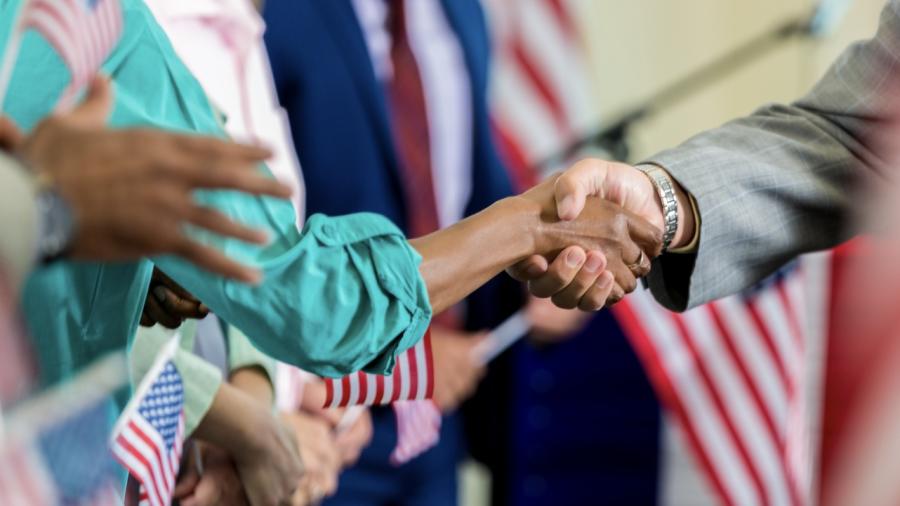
[35,186,75,262]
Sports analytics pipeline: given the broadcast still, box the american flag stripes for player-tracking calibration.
[389,400,442,465]
[11,0,122,108]
[323,329,434,409]
[111,341,186,506]
[614,258,828,506]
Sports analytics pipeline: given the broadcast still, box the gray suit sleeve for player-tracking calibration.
[0,152,38,288]
[644,0,900,311]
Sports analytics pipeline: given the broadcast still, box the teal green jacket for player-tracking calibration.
[1,0,431,386]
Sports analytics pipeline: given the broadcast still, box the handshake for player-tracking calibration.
[502,158,694,311]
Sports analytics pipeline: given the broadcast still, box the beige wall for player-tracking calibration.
[575,0,887,161]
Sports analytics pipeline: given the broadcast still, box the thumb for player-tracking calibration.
[66,75,114,128]
[554,159,609,221]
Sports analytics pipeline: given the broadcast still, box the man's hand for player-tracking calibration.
[510,159,694,308]
[6,76,294,283]
[280,412,341,505]
[173,443,248,506]
[294,381,374,468]
[507,172,663,310]
[141,268,209,328]
[431,327,487,413]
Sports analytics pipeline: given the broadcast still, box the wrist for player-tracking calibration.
[489,196,543,261]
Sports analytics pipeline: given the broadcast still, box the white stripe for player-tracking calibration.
[111,443,162,506]
[330,378,343,409]
[364,371,377,406]
[517,0,595,132]
[380,369,394,405]
[716,297,790,429]
[348,373,361,406]
[754,289,803,383]
[630,291,760,505]
[397,351,411,401]
[491,55,565,162]
[413,340,428,400]
[685,307,792,506]
[784,271,807,348]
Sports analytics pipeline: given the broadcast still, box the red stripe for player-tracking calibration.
[408,342,420,399]
[339,375,352,408]
[324,377,335,408]
[613,301,733,504]
[670,313,769,503]
[708,304,783,446]
[746,301,793,393]
[358,371,368,405]
[508,40,570,136]
[546,0,580,41]
[114,434,165,506]
[374,373,386,405]
[423,329,435,400]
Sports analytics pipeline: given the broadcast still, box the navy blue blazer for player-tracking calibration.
[263,0,521,332]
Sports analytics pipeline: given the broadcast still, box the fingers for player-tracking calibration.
[528,246,586,298]
[554,159,608,221]
[549,251,607,309]
[153,285,208,319]
[143,290,184,329]
[175,239,262,284]
[66,75,113,128]
[187,206,269,245]
[183,165,293,199]
[506,255,548,282]
[578,271,615,311]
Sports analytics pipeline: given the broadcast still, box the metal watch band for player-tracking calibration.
[637,164,678,251]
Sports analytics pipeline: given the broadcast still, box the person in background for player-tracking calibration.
[140,0,372,501]
[262,0,532,503]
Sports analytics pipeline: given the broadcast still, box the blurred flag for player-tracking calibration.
[615,258,830,506]
[323,329,434,409]
[389,400,442,465]
[0,352,127,505]
[0,0,123,109]
[482,0,597,188]
[111,339,185,506]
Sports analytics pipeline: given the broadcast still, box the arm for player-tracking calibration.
[518,0,900,312]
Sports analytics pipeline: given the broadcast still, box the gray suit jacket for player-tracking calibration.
[645,0,900,311]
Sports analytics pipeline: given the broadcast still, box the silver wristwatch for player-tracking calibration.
[637,164,678,251]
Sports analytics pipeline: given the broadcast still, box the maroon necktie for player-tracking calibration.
[387,0,441,237]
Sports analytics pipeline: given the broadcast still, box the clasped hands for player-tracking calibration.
[507,158,690,310]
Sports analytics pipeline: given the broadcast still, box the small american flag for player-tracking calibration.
[111,341,186,506]
[323,329,434,409]
[17,0,122,108]
[389,400,442,465]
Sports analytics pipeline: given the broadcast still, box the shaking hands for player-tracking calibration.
[509,158,695,310]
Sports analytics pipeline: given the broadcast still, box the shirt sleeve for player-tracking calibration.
[0,0,432,377]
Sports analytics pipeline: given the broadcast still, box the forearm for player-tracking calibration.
[230,366,274,408]
[411,198,535,315]
[193,382,274,459]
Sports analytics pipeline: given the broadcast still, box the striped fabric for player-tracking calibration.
[615,256,831,506]
[323,329,434,409]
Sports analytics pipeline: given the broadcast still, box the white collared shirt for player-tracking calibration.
[351,0,473,228]
[145,0,306,226]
